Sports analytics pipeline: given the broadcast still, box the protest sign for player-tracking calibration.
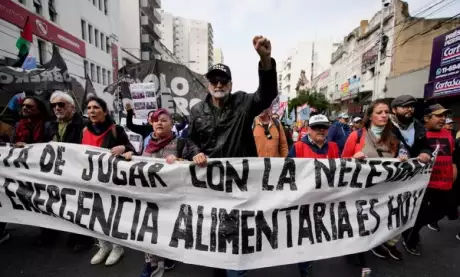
[104,60,207,117]
[129,83,158,120]
[0,143,434,270]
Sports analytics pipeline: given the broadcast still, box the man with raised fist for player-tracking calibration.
[188,36,278,277]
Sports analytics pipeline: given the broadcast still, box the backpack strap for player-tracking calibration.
[273,119,281,134]
[176,138,186,159]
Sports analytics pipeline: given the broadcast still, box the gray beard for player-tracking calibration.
[210,90,229,99]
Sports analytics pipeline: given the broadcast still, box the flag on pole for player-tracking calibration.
[12,17,32,68]
[16,16,32,57]
[7,92,26,112]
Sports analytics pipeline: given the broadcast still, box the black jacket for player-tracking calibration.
[126,110,153,139]
[391,118,432,158]
[189,59,278,158]
[45,113,86,143]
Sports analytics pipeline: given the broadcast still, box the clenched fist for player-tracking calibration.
[253,36,271,59]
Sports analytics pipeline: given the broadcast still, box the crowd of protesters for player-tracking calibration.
[0,36,460,277]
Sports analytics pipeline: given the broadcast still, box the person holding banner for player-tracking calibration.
[342,99,409,263]
[12,96,51,147]
[189,36,277,277]
[288,113,339,277]
[122,108,205,277]
[82,96,135,266]
[44,91,95,252]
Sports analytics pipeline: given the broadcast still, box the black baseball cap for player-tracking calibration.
[206,63,232,80]
[391,95,417,108]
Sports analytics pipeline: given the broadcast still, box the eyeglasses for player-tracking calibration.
[209,76,230,86]
[51,102,66,108]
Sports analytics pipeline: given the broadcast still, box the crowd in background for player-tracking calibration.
[0,36,460,277]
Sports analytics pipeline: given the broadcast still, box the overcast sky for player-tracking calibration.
[162,0,460,92]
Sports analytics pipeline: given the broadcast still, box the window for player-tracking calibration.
[99,0,103,11]
[88,24,93,44]
[34,0,42,15]
[49,0,57,22]
[37,40,46,64]
[84,60,89,77]
[104,0,108,15]
[95,29,99,48]
[106,37,110,53]
[93,0,96,6]
[102,68,107,85]
[90,63,96,81]
[81,20,87,40]
[100,33,105,51]
[107,70,112,83]
[96,66,101,83]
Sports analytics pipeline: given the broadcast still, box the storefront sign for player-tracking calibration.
[0,1,86,57]
[433,76,460,97]
[428,28,460,82]
[341,77,360,100]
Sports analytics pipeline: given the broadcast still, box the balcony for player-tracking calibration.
[153,0,161,8]
[141,51,151,61]
[140,0,161,24]
[140,16,161,39]
[153,9,161,23]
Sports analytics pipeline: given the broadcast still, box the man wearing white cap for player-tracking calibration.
[327,112,351,154]
[444,118,456,139]
[288,113,339,277]
[352,117,363,131]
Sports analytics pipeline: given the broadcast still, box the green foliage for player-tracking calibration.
[288,89,330,114]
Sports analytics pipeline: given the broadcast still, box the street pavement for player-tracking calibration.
[1,219,460,277]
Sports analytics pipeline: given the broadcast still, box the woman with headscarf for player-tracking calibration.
[81,96,135,266]
[342,99,408,265]
[123,108,206,277]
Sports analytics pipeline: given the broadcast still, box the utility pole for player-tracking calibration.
[373,0,386,100]
[311,42,315,88]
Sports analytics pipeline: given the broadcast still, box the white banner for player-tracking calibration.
[0,143,435,270]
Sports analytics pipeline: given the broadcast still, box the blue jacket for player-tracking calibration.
[327,121,351,154]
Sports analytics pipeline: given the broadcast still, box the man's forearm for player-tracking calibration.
[260,57,272,70]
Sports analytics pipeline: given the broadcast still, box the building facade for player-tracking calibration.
[0,0,123,96]
[213,48,224,64]
[279,41,334,100]
[328,0,460,116]
[119,0,162,64]
[159,11,213,74]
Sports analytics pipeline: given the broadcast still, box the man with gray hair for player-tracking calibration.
[45,90,92,251]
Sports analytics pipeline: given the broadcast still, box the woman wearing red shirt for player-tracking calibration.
[342,99,408,263]
[82,97,135,266]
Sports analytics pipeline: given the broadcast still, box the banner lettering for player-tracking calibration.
[0,143,434,270]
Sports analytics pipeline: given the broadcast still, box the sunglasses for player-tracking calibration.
[209,76,230,86]
[22,104,36,109]
[311,125,329,131]
[51,102,66,108]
